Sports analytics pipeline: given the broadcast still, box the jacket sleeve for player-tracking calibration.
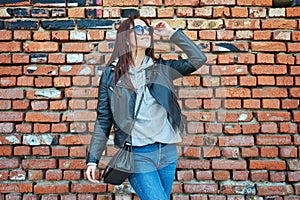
[86,68,113,164]
[166,29,207,78]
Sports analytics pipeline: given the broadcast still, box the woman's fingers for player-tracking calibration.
[86,166,100,184]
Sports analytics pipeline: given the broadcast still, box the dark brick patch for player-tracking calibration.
[5,20,39,30]
[41,20,75,30]
[121,9,139,18]
[32,9,50,18]
[77,19,113,29]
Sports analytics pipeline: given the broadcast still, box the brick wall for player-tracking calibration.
[0,0,300,199]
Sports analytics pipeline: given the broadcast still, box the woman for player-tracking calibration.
[86,15,207,200]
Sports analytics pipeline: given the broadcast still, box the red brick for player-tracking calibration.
[157,8,174,18]
[28,170,43,180]
[34,183,69,194]
[52,31,69,41]
[177,159,210,169]
[59,159,86,170]
[0,146,12,156]
[25,112,60,122]
[32,146,50,156]
[71,183,106,193]
[33,31,51,41]
[273,31,291,41]
[249,7,266,18]
[262,20,297,29]
[237,0,272,6]
[53,77,71,87]
[31,101,48,111]
[62,42,94,53]
[70,146,87,157]
[212,160,246,170]
[282,100,299,109]
[12,54,30,64]
[286,7,300,17]
[251,42,286,52]
[0,77,16,87]
[242,148,259,158]
[250,160,286,170]
[238,54,255,64]
[45,169,62,181]
[14,30,31,40]
[179,88,213,99]
[276,76,293,86]
[72,76,90,86]
[251,171,268,181]
[222,147,239,158]
[256,135,292,145]
[59,135,91,145]
[290,66,300,75]
[52,147,69,157]
[257,76,275,86]
[213,7,230,18]
[253,88,287,98]
[225,19,260,29]
[242,124,260,134]
[23,42,59,52]
[33,124,50,133]
[216,88,251,98]
[0,42,22,52]
[184,184,218,194]
[288,43,300,53]
[165,0,199,6]
[17,77,34,87]
[261,147,278,157]
[14,148,30,159]
[141,0,162,6]
[195,171,212,180]
[214,171,230,180]
[217,54,234,64]
[221,76,238,86]
[22,159,57,169]
[0,159,19,169]
[24,65,58,76]
[254,30,271,40]
[0,171,9,181]
[177,170,194,181]
[224,100,241,109]
[0,89,24,99]
[292,32,300,41]
[199,30,216,40]
[103,0,138,6]
[231,8,248,18]
[233,171,249,180]
[0,112,24,122]
[63,170,81,180]
[262,99,280,109]
[0,30,12,40]
[288,172,300,182]
[186,122,204,134]
[280,147,297,158]
[289,88,300,98]
[0,54,11,64]
[224,124,241,134]
[261,123,278,134]
[176,7,193,17]
[48,54,65,64]
[68,8,85,18]
[50,100,67,111]
[16,123,32,133]
[203,147,220,158]
[270,172,286,182]
[202,77,219,87]
[240,76,257,86]
[257,185,293,196]
[0,100,11,110]
[276,53,295,64]
[0,183,32,193]
[219,136,254,147]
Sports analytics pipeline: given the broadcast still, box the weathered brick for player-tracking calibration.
[216,88,251,98]
[262,19,298,30]
[213,7,230,18]
[286,7,300,18]
[257,185,293,196]
[0,183,32,193]
[212,160,246,170]
[225,19,260,30]
[188,19,223,30]
[24,42,59,52]
[62,42,94,52]
[219,136,254,146]
[184,184,218,194]
[237,0,272,6]
[31,8,50,17]
[41,20,75,30]
[249,8,266,18]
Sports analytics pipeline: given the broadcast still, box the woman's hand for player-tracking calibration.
[86,165,100,184]
[153,21,176,38]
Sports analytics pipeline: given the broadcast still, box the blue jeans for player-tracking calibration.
[128,142,178,200]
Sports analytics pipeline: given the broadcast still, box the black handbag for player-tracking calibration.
[101,92,144,185]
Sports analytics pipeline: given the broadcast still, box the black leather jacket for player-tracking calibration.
[87,30,207,164]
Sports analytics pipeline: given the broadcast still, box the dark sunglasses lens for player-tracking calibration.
[134,26,144,35]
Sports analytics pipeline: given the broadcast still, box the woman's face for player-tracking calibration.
[128,19,152,50]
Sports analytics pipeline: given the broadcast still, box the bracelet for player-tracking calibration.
[87,163,97,166]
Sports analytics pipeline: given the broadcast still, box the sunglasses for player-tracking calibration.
[130,25,152,35]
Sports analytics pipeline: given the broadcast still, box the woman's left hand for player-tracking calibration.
[152,21,176,38]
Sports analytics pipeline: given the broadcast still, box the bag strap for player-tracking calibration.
[126,91,145,145]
